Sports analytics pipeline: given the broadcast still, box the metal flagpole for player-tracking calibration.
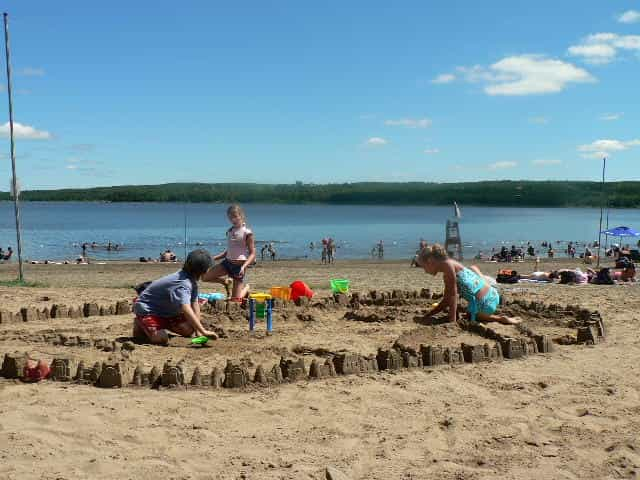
[604,199,610,253]
[596,157,606,268]
[183,203,188,260]
[3,13,25,282]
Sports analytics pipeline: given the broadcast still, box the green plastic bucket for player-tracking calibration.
[330,279,350,294]
[256,302,266,318]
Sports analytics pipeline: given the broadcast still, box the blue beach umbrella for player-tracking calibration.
[601,226,640,237]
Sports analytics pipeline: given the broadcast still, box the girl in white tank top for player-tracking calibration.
[201,204,256,299]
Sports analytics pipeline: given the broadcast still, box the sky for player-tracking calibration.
[0,0,639,189]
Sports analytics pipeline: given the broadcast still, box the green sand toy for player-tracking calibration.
[191,336,209,345]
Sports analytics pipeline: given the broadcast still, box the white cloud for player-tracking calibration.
[567,43,617,64]
[489,161,517,169]
[568,33,640,64]
[384,118,432,128]
[17,67,45,77]
[424,148,440,154]
[618,10,640,24]
[600,112,623,121]
[365,137,388,146]
[578,138,640,158]
[455,65,512,84]
[484,56,594,95]
[432,73,456,84]
[66,164,78,170]
[532,159,562,166]
[0,121,51,139]
[447,56,593,96]
[529,116,550,125]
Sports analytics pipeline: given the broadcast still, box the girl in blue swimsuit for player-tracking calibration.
[416,244,520,325]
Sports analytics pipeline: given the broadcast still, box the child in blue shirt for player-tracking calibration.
[134,249,218,345]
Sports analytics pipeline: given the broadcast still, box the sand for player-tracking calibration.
[1,258,639,480]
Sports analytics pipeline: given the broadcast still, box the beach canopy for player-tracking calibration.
[601,226,640,237]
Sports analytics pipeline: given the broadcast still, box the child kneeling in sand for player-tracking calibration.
[416,244,520,325]
[133,249,219,345]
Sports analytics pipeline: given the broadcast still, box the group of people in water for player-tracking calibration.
[308,238,337,264]
[260,243,277,261]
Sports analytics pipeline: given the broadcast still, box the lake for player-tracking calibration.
[0,202,638,261]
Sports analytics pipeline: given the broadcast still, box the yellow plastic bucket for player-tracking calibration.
[249,292,271,303]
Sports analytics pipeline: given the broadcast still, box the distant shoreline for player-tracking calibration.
[0,180,638,208]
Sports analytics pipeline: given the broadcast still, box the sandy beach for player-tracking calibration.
[1,257,639,480]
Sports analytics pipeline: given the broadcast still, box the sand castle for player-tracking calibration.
[0,290,606,393]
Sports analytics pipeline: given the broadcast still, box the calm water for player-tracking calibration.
[0,202,638,261]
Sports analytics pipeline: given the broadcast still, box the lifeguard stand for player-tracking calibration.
[445,219,463,261]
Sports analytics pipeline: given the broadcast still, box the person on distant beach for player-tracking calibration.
[160,250,174,262]
[202,204,256,299]
[133,249,218,345]
[327,238,336,263]
[377,240,384,259]
[611,264,636,282]
[2,247,13,261]
[268,242,276,261]
[260,243,269,261]
[322,243,328,264]
[416,244,520,325]
[519,271,559,282]
[411,239,428,266]
[82,243,88,257]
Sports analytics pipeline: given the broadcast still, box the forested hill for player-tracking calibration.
[0,181,638,207]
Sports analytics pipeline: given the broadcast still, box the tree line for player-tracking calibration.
[0,181,638,207]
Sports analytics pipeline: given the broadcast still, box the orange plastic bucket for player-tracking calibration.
[270,286,292,301]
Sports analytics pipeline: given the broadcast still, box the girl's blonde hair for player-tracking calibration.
[417,243,448,264]
[227,204,246,221]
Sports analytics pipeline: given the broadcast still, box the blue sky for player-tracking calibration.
[0,0,639,189]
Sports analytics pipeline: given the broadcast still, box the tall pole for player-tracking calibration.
[3,13,24,282]
[604,199,610,253]
[596,157,606,268]
[183,203,188,260]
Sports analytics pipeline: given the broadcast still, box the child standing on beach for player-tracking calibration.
[133,249,218,345]
[203,204,256,299]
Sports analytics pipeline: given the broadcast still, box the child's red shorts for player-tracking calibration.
[135,313,186,337]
